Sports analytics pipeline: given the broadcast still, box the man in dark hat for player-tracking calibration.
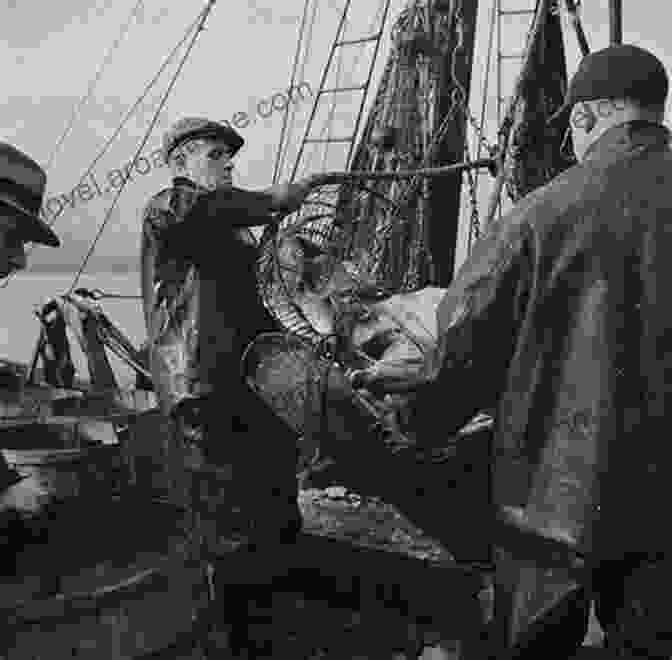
[346,44,672,658]
[0,142,59,280]
[140,116,323,655]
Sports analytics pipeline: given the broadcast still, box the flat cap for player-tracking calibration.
[162,117,245,164]
[0,143,59,247]
[549,44,669,125]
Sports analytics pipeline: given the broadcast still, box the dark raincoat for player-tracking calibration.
[419,121,672,653]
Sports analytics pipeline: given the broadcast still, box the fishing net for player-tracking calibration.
[501,0,576,202]
[256,3,465,344]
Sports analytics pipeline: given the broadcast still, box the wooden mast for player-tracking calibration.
[427,0,479,287]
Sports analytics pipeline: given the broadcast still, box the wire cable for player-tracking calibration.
[45,0,146,173]
[66,0,218,294]
[0,7,207,291]
[272,0,312,184]
[276,0,320,182]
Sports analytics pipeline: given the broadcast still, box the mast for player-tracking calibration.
[426,0,479,287]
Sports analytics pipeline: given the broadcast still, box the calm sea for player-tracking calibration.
[0,271,145,387]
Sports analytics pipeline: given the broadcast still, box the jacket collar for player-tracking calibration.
[583,120,670,163]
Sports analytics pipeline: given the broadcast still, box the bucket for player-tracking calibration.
[0,498,208,659]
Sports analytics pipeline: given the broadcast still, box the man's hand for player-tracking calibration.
[345,287,446,395]
[265,175,323,214]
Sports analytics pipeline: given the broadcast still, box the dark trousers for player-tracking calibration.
[200,384,302,657]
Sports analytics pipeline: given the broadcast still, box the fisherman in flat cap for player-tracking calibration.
[140,116,323,655]
[0,142,59,280]
[338,44,672,657]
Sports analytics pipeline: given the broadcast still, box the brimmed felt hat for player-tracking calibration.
[162,117,245,164]
[0,451,25,492]
[0,143,59,247]
[548,44,669,125]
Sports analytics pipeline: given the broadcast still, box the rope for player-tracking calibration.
[276,0,320,182]
[302,0,388,177]
[52,9,205,231]
[272,0,312,184]
[66,0,218,295]
[72,287,142,301]
[322,34,345,171]
[563,0,591,55]
[473,0,497,188]
[44,0,146,173]
[316,157,494,183]
[0,7,207,291]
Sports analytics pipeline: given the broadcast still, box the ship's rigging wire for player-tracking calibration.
[473,0,497,187]
[466,0,498,253]
[322,34,346,172]
[52,10,206,235]
[302,0,389,177]
[275,0,321,182]
[66,0,219,295]
[44,0,146,173]
[272,0,313,184]
[260,0,393,346]
[1,6,206,292]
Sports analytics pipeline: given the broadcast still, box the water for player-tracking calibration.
[0,271,145,387]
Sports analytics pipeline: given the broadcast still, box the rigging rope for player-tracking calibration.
[0,7,207,291]
[51,10,206,233]
[73,288,142,301]
[272,0,312,184]
[473,0,497,187]
[322,33,346,172]
[302,0,388,177]
[277,0,320,182]
[66,0,218,295]
[45,0,146,173]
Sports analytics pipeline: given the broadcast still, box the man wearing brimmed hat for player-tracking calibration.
[140,116,323,655]
[345,44,672,657]
[0,143,59,279]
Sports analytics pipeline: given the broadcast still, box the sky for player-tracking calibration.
[2,0,671,273]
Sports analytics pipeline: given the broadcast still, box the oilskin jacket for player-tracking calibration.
[140,179,279,412]
[424,121,672,562]
[156,184,281,393]
[141,178,204,413]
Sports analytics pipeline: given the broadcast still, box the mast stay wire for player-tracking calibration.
[275,0,320,183]
[473,0,497,189]
[321,15,347,172]
[302,0,388,177]
[48,9,205,235]
[272,0,312,184]
[0,8,207,291]
[66,0,219,295]
[44,0,146,173]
